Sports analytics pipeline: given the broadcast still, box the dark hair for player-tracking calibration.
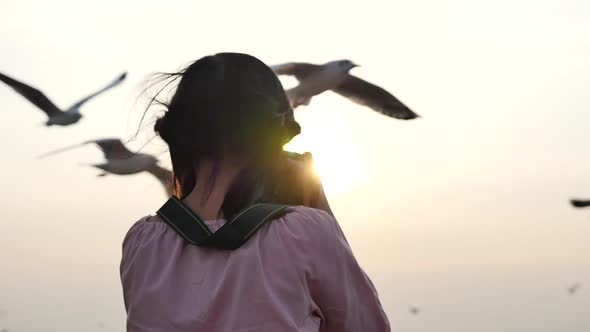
[150,53,300,217]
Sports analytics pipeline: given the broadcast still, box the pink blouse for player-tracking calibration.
[120,206,390,332]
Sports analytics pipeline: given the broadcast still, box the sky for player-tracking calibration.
[1,0,589,331]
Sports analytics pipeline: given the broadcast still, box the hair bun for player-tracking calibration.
[284,120,301,142]
[154,115,169,142]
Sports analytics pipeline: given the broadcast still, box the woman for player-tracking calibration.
[120,53,390,331]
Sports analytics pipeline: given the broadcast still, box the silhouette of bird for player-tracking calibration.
[570,199,590,208]
[409,306,420,315]
[40,138,157,173]
[0,71,126,126]
[567,283,582,295]
[40,138,173,196]
[271,60,418,120]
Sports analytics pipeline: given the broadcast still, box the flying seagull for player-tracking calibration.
[0,71,126,126]
[270,60,418,120]
[570,199,590,208]
[40,138,173,196]
[567,283,582,296]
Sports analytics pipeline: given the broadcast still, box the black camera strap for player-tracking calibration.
[156,196,289,250]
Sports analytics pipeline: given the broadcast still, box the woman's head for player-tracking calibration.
[151,53,300,216]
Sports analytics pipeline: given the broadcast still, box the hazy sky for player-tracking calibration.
[1,1,589,331]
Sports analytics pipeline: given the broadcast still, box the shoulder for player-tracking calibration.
[272,207,356,280]
[281,206,337,231]
[122,216,151,249]
[121,215,172,261]
[272,206,348,251]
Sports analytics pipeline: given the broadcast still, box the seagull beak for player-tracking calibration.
[352,63,360,68]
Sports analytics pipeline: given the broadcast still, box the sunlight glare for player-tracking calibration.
[284,126,368,196]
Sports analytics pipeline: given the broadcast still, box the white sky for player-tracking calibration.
[1,0,590,331]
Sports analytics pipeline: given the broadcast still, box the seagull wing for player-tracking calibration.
[146,164,174,196]
[92,138,135,160]
[37,137,131,159]
[570,199,590,208]
[37,142,85,159]
[333,75,419,120]
[66,71,127,111]
[0,72,63,117]
[270,63,322,81]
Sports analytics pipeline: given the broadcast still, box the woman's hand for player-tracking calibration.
[272,152,334,216]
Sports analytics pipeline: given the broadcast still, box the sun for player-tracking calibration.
[311,148,367,195]
[284,131,367,197]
